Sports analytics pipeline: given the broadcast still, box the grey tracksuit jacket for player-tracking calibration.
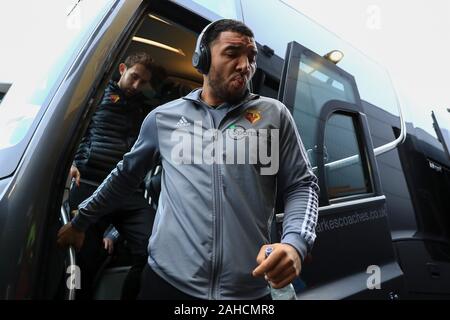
[72,89,320,300]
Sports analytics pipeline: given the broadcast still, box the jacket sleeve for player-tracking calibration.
[276,104,320,262]
[71,111,160,231]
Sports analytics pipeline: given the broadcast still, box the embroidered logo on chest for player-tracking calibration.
[244,109,261,124]
[110,94,120,104]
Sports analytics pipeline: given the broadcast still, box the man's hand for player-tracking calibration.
[57,222,85,251]
[252,243,302,289]
[103,238,114,255]
[69,165,81,187]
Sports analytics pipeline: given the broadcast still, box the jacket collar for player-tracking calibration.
[183,88,259,109]
[107,80,123,95]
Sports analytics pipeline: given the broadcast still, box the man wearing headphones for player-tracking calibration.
[57,19,319,300]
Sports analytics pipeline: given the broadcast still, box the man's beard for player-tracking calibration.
[208,70,248,105]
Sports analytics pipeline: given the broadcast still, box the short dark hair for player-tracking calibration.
[204,19,254,49]
[124,52,154,73]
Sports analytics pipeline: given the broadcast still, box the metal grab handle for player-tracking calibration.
[60,206,77,300]
[60,175,77,300]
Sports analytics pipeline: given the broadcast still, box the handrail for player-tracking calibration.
[60,205,77,300]
[374,73,407,156]
[61,176,77,300]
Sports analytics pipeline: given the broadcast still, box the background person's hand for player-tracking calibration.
[69,165,81,187]
[252,243,302,289]
[57,222,85,251]
[103,237,114,255]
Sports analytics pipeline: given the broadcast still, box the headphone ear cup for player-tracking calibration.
[192,40,204,72]
[202,44,211,74]
[195,42,210,74]
[193,19,226,74]
[192,51,201,70]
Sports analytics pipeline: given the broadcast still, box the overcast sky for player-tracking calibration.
[285,0,450,113]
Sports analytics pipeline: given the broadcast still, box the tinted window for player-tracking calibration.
[0,0,113,152]
[189,0,240,19]
[291,53,358,168]
[0,0,113,178]
[324,113,370,199]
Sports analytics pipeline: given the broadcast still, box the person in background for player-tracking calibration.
[67,52,157,299]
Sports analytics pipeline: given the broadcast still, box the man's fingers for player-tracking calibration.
[57,223,85,251]
[271,273,296,289]
[76,170,81,186]
[255,246,267,265]
[267,264,295,285]
[253,251,281,277]
[103,239,114,254]
[266,258,294,280]
[105,240,113,254]
[253,257,272,277]
[57,225,72,247]
[69,166,81,187]
[57,224,69,237]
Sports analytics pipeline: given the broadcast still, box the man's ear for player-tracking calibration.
[119,63,127,76]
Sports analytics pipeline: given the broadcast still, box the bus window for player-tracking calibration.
[280,41,379,205]
[290,51,358,168]
[187,0,241,19]
[324,113,371,199]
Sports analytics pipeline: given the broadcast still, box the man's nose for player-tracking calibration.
[236,56,251,74]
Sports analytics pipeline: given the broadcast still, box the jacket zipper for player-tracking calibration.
[207,110,222,300]
[198,94,257,299]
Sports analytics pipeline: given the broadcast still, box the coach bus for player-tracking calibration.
[0,0,449,299]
